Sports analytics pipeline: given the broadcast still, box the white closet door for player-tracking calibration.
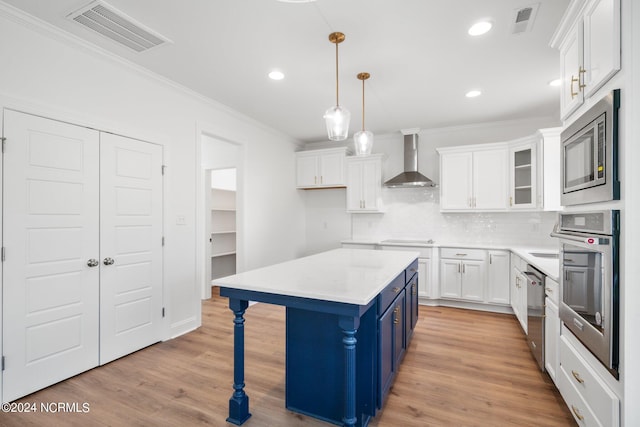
[2,110,100,402]
[99,132,163,364]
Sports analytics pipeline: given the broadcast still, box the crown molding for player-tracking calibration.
[0,1,299,145]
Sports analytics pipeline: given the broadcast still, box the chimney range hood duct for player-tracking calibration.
[384,130,436,187]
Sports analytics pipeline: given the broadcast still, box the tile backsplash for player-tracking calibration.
[350,187,559,248]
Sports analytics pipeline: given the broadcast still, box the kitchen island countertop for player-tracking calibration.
[213,248,420,306]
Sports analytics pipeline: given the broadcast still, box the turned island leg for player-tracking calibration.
[227,298,251,425]
[339,316,360,427]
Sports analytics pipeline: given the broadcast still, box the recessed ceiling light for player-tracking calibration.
[269,70,285,80]
[548,78,561,87]
[468,21,493,36]
[466,90,482,98]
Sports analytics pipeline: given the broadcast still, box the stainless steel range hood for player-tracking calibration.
[384,130,436,187]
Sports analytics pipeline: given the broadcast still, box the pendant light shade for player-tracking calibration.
[354,72,373,155]
[324,32,350,141]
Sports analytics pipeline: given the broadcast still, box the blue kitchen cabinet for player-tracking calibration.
[219,250,419,427]
[405,272,419,342]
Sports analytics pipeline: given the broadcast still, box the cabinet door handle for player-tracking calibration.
[103,257,115,266]
[510,196,513,206]
[578,67,586,90]
[320,176,323,184]
[392,287,401,293]
[455,253,467,256]
[570,75,579,99]
[87,258,99,267]
[412,283,417,295]
[490,254,493,264]
[462,263,465,274]
[393,306,400,324]
[571,370,585,384]
[571,405,585,421]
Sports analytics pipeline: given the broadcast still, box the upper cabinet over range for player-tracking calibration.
[551,0,621,120]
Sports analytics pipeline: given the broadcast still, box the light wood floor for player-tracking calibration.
[2,290,575,426]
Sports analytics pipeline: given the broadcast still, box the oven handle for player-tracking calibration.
[550,223,610,245]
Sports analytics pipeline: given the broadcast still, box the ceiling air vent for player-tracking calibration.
[66,0,171,52]
[510,3,540,34]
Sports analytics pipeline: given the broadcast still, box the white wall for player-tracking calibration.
[0,5,306,343]
[304,116,561,253]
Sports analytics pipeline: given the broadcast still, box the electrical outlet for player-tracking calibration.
[176,215,186,225]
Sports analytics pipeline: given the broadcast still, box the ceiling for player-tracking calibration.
[5,0,570,142]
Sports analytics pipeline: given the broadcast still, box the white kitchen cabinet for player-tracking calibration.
[438,145,508,211]
[545,276,561,385]
[346,154,383,213]
[509,138,537,210]
[417,257,432,298]
[439,151,472,210]
[439,248,486,302]
[473,149,509,210]
[558,332,620,426]
[552,0,620,120]
[379,245,433,299]
[296,147,347,189]
[487,250,510,305]
[539,128,562,211]
[510,253,528,334]
[440,258,463,298]
[582,0,621,97]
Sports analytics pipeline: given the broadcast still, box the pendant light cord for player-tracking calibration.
[361,78,365,131]
[335,41,340,106]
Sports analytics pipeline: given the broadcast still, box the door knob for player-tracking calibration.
[87,259,99,267]
[103,257,115,266]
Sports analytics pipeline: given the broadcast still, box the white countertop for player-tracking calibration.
[341,239,559,282]
[213,248,419,306]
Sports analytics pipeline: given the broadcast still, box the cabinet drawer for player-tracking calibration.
[378,274,405,315]
[379,245,432,259]
[563,252,591,266]
[440,247,486,260]
[405,259,419,284]
[545,277,560,305]
[557,364,601,426]
[559,336,619,426]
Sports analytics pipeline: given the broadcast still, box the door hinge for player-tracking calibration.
[1,137,6,153]
[162,307,166,318]
[162,236,165,246]
[1,247,5,262]
[161,165,167,175]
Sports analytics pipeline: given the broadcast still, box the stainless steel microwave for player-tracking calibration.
[561,89,620,206]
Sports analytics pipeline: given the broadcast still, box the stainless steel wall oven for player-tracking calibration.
[551,210,620,378]
[561,89,620,206]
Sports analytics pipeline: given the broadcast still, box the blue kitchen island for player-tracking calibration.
[215,248,419,427]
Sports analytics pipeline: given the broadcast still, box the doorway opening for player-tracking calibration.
[198,133,242,300]
[207,168,237,281]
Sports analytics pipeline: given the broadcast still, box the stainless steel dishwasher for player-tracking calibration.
[524,265,546,370]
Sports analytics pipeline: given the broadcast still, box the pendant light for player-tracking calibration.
[324,32,350,141]
[354,72,373,155]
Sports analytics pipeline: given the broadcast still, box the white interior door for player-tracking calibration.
[2,110,100,402]
[99,132,163,365]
